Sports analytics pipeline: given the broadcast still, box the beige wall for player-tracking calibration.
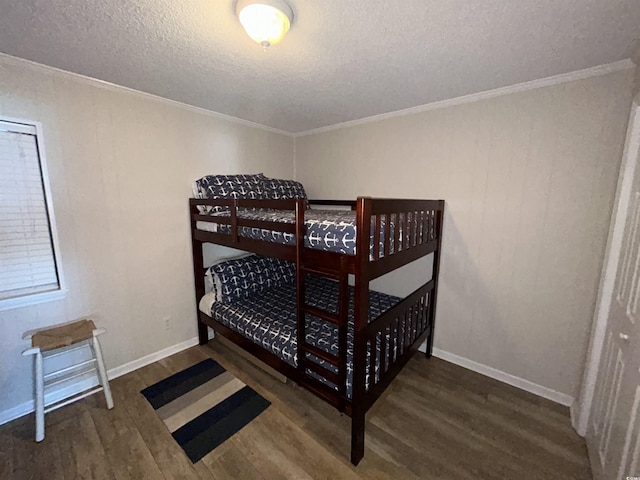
[0,56,293,417]
[0,55,632,418]
[295,70,634,399]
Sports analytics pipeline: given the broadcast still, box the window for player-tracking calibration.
[0,118,65,310]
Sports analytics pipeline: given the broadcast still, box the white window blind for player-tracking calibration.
[0,120,60,302]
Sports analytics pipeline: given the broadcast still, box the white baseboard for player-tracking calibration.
[0,377,99,427]
[3,335,575,426]
[0,336,200,426]
[425,345,575,407]
[107,336,200,379]
[570,400,583,436]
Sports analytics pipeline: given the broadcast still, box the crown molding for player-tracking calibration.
[1,52,633,139]
[294,59,635,137]
[0,52,293,137]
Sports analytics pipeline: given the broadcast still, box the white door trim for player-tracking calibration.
[576,100,640,436]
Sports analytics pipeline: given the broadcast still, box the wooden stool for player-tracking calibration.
[22,319,114,442]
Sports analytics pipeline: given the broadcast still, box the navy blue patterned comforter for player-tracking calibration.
[207,275,406,398]
[198,209,404,256]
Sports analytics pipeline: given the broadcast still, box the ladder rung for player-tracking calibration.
[301,358,340,385]
[44,358,96,380]
[301,266,340,280]
[44,386,104,414]
[302,305,339,325]
[299,342,339,366]
[45,364,97,389]
[298,375,340,401]
[43,342,90,359]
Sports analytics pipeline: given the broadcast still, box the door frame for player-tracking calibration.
[575,99,640,436]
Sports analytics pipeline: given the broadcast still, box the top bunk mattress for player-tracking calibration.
[196,209,396,256]
[197,209,360,255]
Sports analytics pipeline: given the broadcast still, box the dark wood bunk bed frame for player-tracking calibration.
[189,197,444,465]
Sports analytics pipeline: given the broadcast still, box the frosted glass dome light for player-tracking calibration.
[236,0,294,48]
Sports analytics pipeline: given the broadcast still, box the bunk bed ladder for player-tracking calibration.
[295,202,350,408]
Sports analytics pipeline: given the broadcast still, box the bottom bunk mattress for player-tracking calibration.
[199,276,408,399]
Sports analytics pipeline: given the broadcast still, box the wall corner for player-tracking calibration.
[292,135,297,180]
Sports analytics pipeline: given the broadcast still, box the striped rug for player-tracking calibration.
[140,358,270,463]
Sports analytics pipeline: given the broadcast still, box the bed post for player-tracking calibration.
[351,196,372,465]
[295,199,306,378]
[351,408,366,465]
[190,200,208,345]
[426,201,445,358]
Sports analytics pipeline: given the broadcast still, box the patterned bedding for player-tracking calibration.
[197,208,402,256]
[193,174,308,214]
[202,275,407,398]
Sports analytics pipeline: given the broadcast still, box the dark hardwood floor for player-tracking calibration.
[0,340,590,479]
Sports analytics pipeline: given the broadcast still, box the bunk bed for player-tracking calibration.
[189,174,445,465]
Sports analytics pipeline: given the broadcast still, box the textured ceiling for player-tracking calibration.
[0,0,639,133]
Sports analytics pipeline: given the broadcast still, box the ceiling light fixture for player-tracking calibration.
[236,0,293,48]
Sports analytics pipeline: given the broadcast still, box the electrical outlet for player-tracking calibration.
[163,316,171,330]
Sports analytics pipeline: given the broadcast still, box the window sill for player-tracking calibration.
[0,288,67,312]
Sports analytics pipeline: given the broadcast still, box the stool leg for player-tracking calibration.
[92,336,114,409]
[35,349,45,442]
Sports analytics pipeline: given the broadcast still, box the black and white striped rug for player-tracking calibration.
[140,358,270,463]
